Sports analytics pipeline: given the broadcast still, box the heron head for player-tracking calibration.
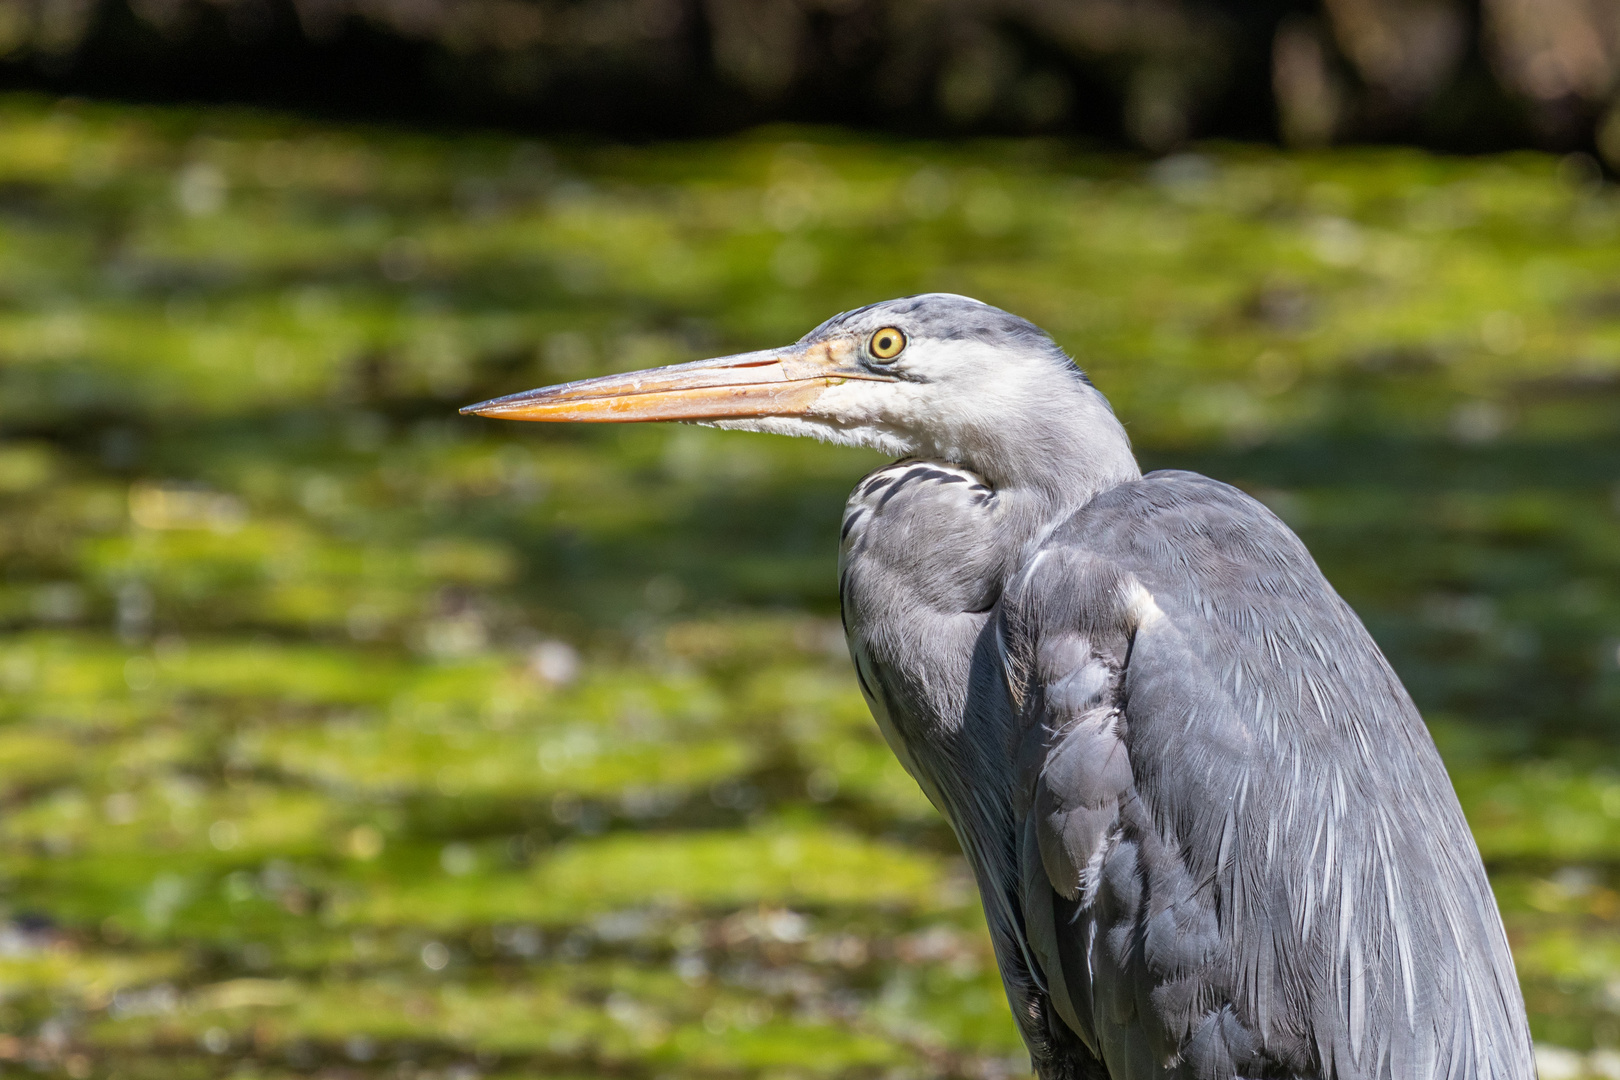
[463,294,1132,487]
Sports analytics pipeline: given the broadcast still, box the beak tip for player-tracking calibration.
[462,388,551,418]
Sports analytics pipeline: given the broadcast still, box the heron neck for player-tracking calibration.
[959,382,1141,526]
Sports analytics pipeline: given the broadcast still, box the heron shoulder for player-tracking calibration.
[1055,469,1313,569]
[1029,469,1360,658]
[1027,468,1416,749]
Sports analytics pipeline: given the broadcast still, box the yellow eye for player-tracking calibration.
[869,327,906,360]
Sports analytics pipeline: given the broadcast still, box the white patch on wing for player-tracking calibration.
[1119,577,1166,630]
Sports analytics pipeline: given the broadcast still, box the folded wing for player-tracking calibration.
[1005,471,1534,1080]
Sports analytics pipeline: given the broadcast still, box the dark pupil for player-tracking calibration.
[878,335,893,350]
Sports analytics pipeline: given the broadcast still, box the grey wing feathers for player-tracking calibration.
[1032,637,1130,904]
[1006,471,1534,1080]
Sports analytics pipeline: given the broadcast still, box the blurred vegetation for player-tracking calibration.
[5,0,1620,162]
[1,94,1620,1078]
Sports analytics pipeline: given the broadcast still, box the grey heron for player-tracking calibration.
[464,294,1534,1080]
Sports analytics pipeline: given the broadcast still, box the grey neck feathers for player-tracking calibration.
[942,377,1140,547]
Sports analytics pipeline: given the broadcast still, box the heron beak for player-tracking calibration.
[459,340,886,424]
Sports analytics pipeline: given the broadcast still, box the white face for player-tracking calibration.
[707,304,1084,465]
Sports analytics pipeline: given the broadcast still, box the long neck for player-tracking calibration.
[931,377,1141,538]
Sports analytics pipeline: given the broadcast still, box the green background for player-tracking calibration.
[2,95,1620,1078]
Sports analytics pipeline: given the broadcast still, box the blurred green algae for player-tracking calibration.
[0,95,1619,1077]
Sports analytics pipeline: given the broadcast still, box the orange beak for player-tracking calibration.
[460,339,889,424]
